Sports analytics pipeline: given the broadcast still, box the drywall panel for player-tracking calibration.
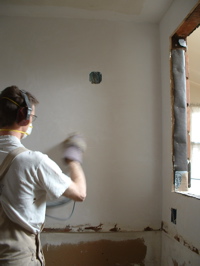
[0,17,162,231]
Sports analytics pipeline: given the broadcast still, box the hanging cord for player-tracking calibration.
[46,197,71,208]
[45,200,76,221]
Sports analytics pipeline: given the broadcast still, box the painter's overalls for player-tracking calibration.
[0,147,45,265]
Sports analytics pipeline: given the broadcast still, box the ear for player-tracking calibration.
[17,107,30,126]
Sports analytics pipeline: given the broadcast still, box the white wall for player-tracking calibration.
[159,0,200,264]
[0,16,162,231]
[188,27,200,103]
[190,81,200,103]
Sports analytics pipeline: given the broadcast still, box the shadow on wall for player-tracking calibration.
[44,142,66,170]
[43,238,147,266]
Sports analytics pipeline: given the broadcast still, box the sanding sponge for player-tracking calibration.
[63,133,87,163]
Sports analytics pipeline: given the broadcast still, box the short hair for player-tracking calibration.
[0,85,39,127]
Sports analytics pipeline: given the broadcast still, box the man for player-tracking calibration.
[0,85,87,265]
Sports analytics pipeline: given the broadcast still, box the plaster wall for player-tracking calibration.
[188,28,200,104]
[0,14,162,263]
[190,81,200,103]
[159,0,200,264]
[161,233,200,266]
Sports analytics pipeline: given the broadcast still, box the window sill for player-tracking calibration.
[175,190,200,200]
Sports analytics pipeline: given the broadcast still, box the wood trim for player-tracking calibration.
[176,2,200,38]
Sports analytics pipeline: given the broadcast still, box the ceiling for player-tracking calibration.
[0,0,174,23]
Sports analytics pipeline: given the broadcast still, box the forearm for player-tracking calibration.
[63,161,87,201]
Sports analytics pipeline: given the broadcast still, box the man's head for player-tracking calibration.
[0,86,39,128]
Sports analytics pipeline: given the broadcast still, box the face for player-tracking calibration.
[30,105,35,123]
[20,105,35,138]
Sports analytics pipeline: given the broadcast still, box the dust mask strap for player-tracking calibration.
[0,124,33,139]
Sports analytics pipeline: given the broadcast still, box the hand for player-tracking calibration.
[63,133,87,164]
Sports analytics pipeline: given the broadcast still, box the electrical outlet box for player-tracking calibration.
[89,71,102,84]
[171,208,177,224]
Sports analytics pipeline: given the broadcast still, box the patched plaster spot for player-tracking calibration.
[43,238,147,266]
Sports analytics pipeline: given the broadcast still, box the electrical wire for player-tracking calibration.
[45,200,76,221]
[46,197,71,208]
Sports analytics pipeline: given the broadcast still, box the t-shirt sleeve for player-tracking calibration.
[36,154,72,200]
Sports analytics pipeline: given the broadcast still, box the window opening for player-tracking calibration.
[187,26,200,194]
[171,2,200,197]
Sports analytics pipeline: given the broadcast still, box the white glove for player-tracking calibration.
[63,133,87,163]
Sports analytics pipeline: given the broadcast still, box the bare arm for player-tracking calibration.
[62,161,86,202]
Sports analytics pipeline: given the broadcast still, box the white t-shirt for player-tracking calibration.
[0,135,72,234]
